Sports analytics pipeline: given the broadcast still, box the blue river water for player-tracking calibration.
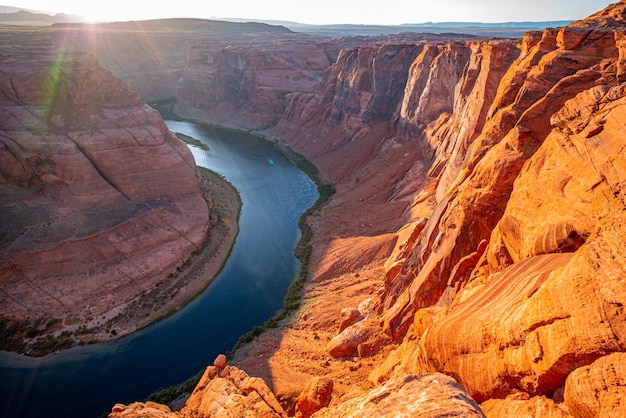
[0,121,318,418]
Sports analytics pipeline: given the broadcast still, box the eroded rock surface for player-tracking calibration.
[564,353,626,418]
[109,358,288,418]
[369,2,626,413]
[0,41,209,353]
[310,373,485,418]
[178,359,288,418]
[294,377,333,418]
[95,1,626,416]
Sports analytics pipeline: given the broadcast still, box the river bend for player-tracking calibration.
[0,121,318,418]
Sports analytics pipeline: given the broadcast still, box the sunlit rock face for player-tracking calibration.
[97,1,626,416]
[230,1,626,415]
[0,46,209,346]
[373,1,626,413]
[310,373,485,418]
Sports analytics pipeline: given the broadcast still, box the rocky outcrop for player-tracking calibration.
[310,373,485,417]
[110,356,288,418]
[369,2,626,415]
[294,377,333,418]
[564,352,626,418]
[0,43,209,352]
[98,1,626,416]
[110,402,178,418]
[178,357,288,418]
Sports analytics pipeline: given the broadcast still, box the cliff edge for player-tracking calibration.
[91,1,626,416]
[0,37,210,354]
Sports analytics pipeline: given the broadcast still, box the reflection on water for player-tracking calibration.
[0,121,318,418]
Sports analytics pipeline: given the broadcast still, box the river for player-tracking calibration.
[0,121,319,418]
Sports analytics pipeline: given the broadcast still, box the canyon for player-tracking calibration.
[0,26,236,355]
[1,1,626,417]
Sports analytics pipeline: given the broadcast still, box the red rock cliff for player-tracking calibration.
[106,2,626,416]
[0,45,209,352]
[175,36,338,128]
[370,2,626,415]
[240,2,626,415]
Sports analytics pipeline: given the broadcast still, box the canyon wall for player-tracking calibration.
[175,37,337,128]
[165,1,626,416]
[0,37,209,353]
[16,1,613,415]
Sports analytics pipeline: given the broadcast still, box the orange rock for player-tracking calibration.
[326,317,390,359]
[481,395,571,418]
[214,354,227,369]
[564,353,626,418]
[109,401,177,418]
[380,6,626,342]
[179,365,288,418]
[338,307,363,333]
[294,377,333,418]
[310,373,485,417]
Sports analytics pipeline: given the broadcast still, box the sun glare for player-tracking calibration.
[67,3,167,22]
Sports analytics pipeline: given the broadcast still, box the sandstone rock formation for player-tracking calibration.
[564,352,626,418]
[310,373,485,417]
[110,401,178,418]
[0,39,209,352]
[178,357,288,418]
[227,1,626,415]
[294,377,333,418]
[110,357,288,418]
[481,395,571,418]
[374,18,626,412]
[60,1,626,416]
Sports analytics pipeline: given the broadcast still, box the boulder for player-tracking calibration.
[338,307,363,333]
[564,353,626,418]
[179,364,288,418]
[310,373,485,418]
[295,377,333,418]
[109,401,177,418]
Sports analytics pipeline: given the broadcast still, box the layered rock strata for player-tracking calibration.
[57,19,297,101]
[309,373,485,418]
[0,44,209,352]
[175,38,335,128]
[96,1,626,416]
[374,14,626,412]
[231,2,626,415]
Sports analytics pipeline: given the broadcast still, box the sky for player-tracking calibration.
[1,0,617,25]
